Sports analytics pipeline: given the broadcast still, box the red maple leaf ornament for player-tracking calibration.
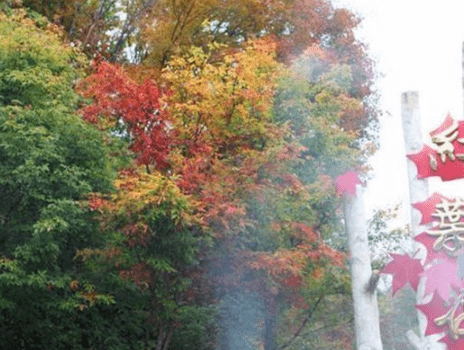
[335,171,362,197]
[381,253,424,295]
[439,333,464,349]
[407,115,464,181]
[421,259,463,301]
[413,192,451,225]
[414,232,454,265]
[416,291,451,336]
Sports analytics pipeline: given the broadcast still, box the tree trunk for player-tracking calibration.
[264,294,277,350]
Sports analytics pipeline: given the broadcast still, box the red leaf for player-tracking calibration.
[407,145,442,179]
[421,259,463,301]
[282,275,302,288]
[416,291,450,336]
[381,253,424,295]
[335,171,362,197]
[439,333,464,350]
[414,232,453,265]
[413,192,451,225]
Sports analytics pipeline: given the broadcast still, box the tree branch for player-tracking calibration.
[109,0,159,62]
[277,294,325,350]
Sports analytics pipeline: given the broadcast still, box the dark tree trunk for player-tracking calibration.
[264,294,277,350]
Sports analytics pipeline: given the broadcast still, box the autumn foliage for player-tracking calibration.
[79,61,171,168]
[76,36,358,346]
[0,1,378,349]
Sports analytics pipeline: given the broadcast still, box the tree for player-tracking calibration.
[0,9,126,349]
[77,169,211,350]
[18,0,375,117]
[7,0,159,61]
[78,60,171,170]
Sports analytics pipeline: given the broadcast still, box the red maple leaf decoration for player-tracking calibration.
[422,259,463,301]
[415,232,454,265]
[413,192,451,225]
[413,193,464,264]
[416,291,451,336]
[439,333,464,349]
[335,171,362,197]
[381,253,424,295]
[407,115,464,181]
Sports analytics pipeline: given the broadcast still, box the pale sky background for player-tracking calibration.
[333,0,464,222]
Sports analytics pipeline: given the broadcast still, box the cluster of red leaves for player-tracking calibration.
[78,61,171,169]
[174,154,250,236]
[87,194,108,212]
[289,222,318,243]
[175,154,216,195]
[181,265,215,305]
[243,223,345,294]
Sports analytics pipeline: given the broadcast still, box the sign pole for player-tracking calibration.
[401,91,445,349]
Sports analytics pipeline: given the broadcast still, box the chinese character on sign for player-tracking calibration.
[430,117,464,167]
[408,115,464,181]
[434,296,464,340]
[426,198,464,256]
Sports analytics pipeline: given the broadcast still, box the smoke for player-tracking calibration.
[219,290,265,350]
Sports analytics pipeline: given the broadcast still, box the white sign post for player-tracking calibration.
[401,91,445,350]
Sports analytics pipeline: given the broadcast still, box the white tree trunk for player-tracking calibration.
[344,186,383,350]
[401,92,429,238]
[401,91,445,349]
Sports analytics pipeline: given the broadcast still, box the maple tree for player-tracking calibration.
[78,60,171,169]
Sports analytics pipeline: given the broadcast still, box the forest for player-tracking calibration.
[0,0,385,349]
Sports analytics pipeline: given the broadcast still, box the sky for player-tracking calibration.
[333,0,464,220]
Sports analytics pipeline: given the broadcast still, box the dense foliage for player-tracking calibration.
[0,9,118,349]
[0,1,378,349]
